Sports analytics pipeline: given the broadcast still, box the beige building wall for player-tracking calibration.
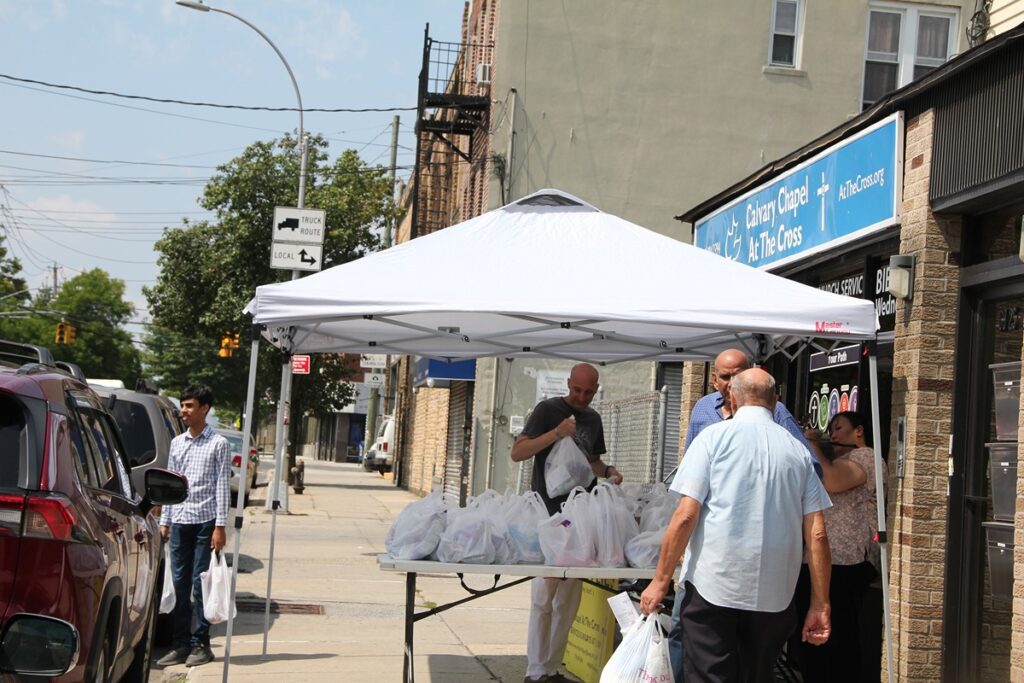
[990,0,1024,35]
[406,387,450,495]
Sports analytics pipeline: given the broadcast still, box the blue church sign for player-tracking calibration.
[695,112,903,270]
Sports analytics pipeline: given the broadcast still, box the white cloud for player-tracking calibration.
[0,0,68,30]
[50,130,86,151]
[26,196,115,225]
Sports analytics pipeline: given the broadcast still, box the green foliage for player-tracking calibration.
[0,232,30,339]
[3,269,141,384]
[145,134,399,418]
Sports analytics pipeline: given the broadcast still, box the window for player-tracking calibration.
[770,0,802,67]
[111,400,156,467]
[0,396,27,490]
[862,3,958,109]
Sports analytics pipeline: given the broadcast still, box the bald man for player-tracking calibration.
[511,363,621,683]
[667,348,820,680]
[642,369,832,683]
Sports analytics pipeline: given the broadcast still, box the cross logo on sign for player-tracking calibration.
[291,355,311,374]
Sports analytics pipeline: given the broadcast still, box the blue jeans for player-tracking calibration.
[169,521,214,648]
[669,582,685,682]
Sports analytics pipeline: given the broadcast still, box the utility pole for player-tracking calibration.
[366,115,400,451]
[51,262,59,293]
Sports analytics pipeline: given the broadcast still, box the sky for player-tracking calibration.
[0,0,467,341]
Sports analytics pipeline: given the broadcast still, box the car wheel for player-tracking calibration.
[91,625,113,683]
[122,589,157,682]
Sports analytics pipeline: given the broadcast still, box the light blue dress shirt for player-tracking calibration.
[671,406,831,612]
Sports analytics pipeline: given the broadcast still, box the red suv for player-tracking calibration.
[0,341,187,681]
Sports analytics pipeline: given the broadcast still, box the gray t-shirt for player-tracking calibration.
[521,396,606,515]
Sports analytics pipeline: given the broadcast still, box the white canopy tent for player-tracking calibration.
[228,189,893,681]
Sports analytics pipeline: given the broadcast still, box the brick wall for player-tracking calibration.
[1011,320,1024,679]
[678,361,709,461]
[406,387,451,495]
[887,108,963,681]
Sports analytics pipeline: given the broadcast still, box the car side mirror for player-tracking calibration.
[0,614,79,677]
[144,468,188,506]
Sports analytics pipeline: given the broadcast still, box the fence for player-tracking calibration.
[514,388,670,494]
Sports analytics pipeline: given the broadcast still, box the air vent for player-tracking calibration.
[515,193,583,207]
[475,63,492,85]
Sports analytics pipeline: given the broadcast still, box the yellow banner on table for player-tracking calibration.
[564,580,617,683]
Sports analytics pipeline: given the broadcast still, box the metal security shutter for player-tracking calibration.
[444,382,473,505]
[658,363,683,470]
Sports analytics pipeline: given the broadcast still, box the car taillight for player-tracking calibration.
[0,493,24,537]
[382,442,388,452]
[232,455,242,468]
[0,493,78,541]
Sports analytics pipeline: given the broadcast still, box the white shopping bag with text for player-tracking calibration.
[599,614,673,683]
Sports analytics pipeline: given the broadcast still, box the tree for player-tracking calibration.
[0,232,30,339]
[4,269,141,383]
[145,135,398,429]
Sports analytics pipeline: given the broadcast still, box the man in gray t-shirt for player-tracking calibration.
[511,363,622,683]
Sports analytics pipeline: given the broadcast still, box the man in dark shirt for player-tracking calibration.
[511,363,622,683]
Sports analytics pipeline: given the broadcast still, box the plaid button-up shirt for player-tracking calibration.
[159,424,231,527]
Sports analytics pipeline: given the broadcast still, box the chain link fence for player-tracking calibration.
[514,390,669,494]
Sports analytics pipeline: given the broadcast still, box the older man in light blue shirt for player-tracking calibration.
[641,369,833,683]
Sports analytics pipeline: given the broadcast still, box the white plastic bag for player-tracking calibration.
[503,491,549,564]
[436,493,509,564]
[599,614,673,683]
[159,543,175,614]
[624,529,665,569]
[640,490,680,534]
[538,488,596,566]
[592,483,640,567]
[386,490,450,560]
[545,437,594,498]
[201,551,235,624]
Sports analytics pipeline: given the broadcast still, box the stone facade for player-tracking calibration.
[678,361,710,461]
[887,108,962,681]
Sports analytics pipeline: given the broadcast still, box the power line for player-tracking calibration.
[0,73,417,113]
[0,148,217,170]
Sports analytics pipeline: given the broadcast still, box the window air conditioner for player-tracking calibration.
[475,63,492,86]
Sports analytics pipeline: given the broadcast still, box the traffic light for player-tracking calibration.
[218,335,233,358]
[64,324,76,345]
[55,321,66,344]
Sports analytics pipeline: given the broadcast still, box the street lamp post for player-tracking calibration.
[176,1,308,676]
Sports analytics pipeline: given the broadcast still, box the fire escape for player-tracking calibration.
[411,26,493,239]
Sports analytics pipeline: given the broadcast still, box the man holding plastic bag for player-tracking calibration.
[511,363,622,683]
[156,385,231,669]
[638,369,832,683]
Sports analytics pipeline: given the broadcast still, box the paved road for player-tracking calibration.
[155,457,533,682]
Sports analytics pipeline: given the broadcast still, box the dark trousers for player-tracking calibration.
[681,582,795,683]
[169,520,214,648]
[791,562,876,683]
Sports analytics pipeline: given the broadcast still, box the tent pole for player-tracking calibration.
[263,346,293,656]
[222,324,262,682]
[869,351,895,683]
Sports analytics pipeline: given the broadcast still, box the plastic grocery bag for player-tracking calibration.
[201,550,235,624]
[386,490,450,560]
[640,490,680,534]
[599,614,673,683]
[503,491,549,564]
[159,544,175,614]
[624,529,665,569]
[592,483,639,567]
[545,437,594,498]
[436,493,509,564]
[538,488,596,566]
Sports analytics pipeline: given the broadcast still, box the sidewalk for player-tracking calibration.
[158,458,533,682]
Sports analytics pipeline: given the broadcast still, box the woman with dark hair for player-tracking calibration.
[793,411,885,682]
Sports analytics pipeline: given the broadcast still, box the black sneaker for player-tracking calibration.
[185,644,214,667]
[155,646,190,667]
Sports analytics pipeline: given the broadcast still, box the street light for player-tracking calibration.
[176,1,308,675]
[175,0,308,208]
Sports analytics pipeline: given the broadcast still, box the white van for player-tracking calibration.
[363,416,395,473]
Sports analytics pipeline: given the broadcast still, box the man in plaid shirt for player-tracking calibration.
[156,384,231,668]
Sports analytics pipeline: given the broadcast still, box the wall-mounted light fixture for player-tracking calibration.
[887,254,916,301]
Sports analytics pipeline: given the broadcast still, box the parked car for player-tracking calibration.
[89,383,185,495]
[0,340,188,682]
[214,428,259,505]
[363,416,395,473]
